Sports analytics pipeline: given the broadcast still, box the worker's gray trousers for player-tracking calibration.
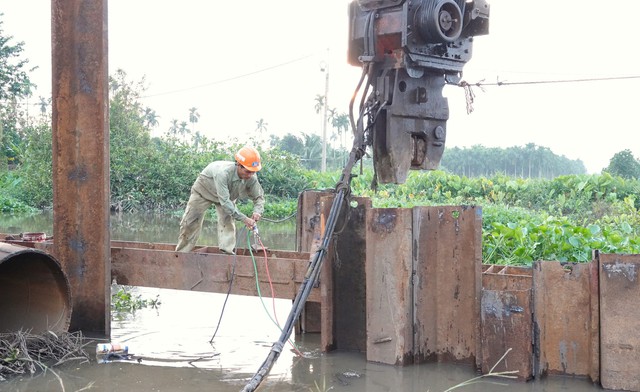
[175,190,236,254]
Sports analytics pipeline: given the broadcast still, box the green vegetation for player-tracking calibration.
[111,285,161,316]
[345,170,640,265]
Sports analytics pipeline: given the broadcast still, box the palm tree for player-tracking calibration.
[255,118,269,146]
[143,107,159,129]
[179,121,189,137]
[189,107,200,132]
[330,111,350,165]
[193,130,203,151]
[255,118,268,134]
[314,94,325,114]
[38,96,50,117]
[168,119,179,137]
[302,133,323,171]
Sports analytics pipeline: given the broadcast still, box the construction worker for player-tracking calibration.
[175,146,265,254]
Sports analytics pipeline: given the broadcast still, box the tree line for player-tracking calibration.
[440,143,587,178]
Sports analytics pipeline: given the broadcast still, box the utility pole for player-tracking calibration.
[321,49,329,172]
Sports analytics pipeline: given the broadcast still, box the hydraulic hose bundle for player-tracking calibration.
[241,66,371,392]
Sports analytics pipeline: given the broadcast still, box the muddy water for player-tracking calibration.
[1,212,605,392]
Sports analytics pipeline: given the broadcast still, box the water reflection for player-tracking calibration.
[0,211,298,250]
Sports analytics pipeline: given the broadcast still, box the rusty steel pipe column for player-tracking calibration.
[51,0,110,335]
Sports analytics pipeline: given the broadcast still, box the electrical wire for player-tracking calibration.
[259,212,297,224]
[455,74,640,88]
[141,54,314,98]
[208,227,247,343]
[247,231,304,357]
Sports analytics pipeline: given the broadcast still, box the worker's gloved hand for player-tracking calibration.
[244,217,256,229]
[252,212,261,222]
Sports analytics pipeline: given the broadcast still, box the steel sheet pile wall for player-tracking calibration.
[365,206,482,365]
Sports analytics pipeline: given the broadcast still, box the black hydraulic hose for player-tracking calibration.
[240,189,347,392]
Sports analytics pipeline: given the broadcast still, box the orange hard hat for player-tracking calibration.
[235,146,262,172]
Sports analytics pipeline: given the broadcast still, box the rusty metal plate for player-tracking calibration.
[533,261,599,380]
[481,289,532,380]
[366,208,414,365]
[412,205,482,365]
[111,245,317,302]
[599,253,640,392]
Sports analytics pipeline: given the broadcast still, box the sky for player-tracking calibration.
[2,0,640,174]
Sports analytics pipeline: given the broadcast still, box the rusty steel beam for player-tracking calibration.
[51,0,110,334]
[110,243,318,302]
[599,253,640,391]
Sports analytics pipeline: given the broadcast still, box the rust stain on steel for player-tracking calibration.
[412,206,482,365]
[599,253,640,392]
[480,289,532,380]
[110,244,317,302]
[52,0,110,335]
[602,260,637,282]
[366,208,413,365]
[370,209,398,234]
[296,191,332,252]
[481,264,533,380]
[533,261,598,380]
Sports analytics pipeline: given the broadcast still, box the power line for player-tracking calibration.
[141,54,315,98]
[18,73,640,108]
[455,74,640,114]
[459,74,640,88]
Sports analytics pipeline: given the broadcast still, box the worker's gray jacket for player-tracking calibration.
[191,161,265,221]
